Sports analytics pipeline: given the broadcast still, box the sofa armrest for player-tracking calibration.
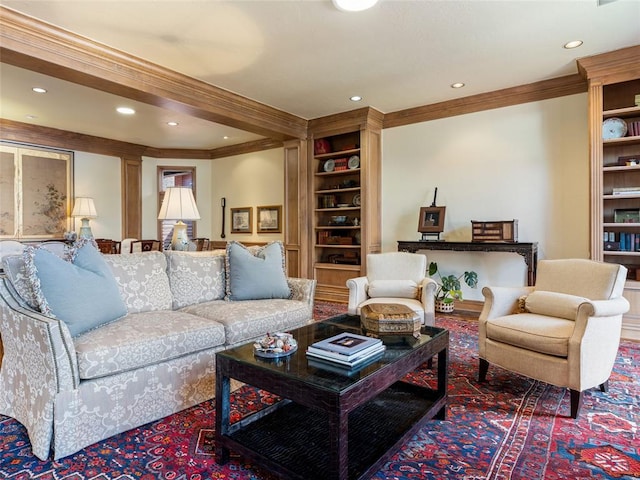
[0,276,79,459]
[346,276,369,315]
[287,277,317,306]
[420,277,438,325]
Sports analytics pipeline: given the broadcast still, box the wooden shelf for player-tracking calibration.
[603,105,640,119]
[314,148,360,160]
[316,187,360,194]
[603,251,640,257]
[603,165,640,172]
[603,136,640,146]
[603,223,640,228]
[603,194,640,200]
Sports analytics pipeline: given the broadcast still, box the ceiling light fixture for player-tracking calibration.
[223,135,230,140]
[563,40,583,49]
[332,0,379,12]
[350,95,363,102]
[167,121,179,126]
[32,87,47,94]
[451,83,465,89]
[116,107,136,115]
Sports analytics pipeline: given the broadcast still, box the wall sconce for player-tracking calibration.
[71,197,97,239]
[157,187,201,250]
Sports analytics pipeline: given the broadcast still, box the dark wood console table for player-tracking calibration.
[398,240,539,286]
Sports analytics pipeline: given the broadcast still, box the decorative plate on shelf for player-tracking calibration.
[352,193,361,207]
[602,117,628,140]
[323,159,335,172]
[348,155,360,169]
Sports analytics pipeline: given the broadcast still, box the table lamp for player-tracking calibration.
[71,197,97,239]
[157,187,201,250]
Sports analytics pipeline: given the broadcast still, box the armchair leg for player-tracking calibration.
[599,380,609,393]
[570,389,583,419]
[479,358,489,382]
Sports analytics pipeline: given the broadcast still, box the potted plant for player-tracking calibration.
[428,262,478,313]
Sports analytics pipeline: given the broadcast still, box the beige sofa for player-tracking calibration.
[0,246,316,460]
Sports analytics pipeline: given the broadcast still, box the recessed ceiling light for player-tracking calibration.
[26,114,37,119]
[451,83,465,89]
[563,40,583,49]
[167,121,179,126]
[116,107,136,115]
[350,95,363,102]
[332,0,379,12]
[32,87,47,94]
[223,136,230,140]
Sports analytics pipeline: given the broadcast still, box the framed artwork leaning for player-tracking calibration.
[418,206,446,234]
[0,141,74,240]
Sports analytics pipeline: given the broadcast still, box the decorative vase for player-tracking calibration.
[435,299,455,313]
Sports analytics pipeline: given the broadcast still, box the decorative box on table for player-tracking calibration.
[471,220,518,242]
[360,303,421,338]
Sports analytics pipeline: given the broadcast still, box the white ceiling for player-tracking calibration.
[1,0,639,150]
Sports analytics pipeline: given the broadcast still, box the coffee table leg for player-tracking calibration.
[435,346,448,420]
[215,361,231,464]
[328,409,349,480]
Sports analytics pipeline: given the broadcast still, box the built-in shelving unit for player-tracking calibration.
[307,108,382,302]
[579,45,640,340]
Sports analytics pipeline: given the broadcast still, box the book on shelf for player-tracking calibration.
[310,331,381,356]
[307,351,384,376]
[612,186,640,195]
[306,342,386,366]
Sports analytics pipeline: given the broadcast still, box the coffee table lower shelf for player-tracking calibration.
[222,381,445,480]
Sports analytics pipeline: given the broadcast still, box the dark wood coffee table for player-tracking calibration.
[215,314,448,480]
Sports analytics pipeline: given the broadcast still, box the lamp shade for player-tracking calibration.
[158,187,200,221]
[71,197,97,218]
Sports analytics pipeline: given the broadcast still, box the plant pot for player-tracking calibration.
[435,299,454,313]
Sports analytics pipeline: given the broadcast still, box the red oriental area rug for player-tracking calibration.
[0,302,638,479]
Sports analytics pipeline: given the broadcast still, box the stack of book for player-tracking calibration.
[306,332,385,374]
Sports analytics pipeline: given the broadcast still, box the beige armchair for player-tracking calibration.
[346,252,437,325]
[479,258,629,418]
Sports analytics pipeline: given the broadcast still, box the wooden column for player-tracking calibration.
[284,139,308,278]
[121,155,142,240]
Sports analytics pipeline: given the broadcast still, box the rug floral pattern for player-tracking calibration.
[0,303,638,479]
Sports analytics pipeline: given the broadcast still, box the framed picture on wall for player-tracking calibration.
[257,205,282,233]
[231,207,252,233]
[0,141,74,240]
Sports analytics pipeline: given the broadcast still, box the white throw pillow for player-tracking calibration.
[368,279,418,299]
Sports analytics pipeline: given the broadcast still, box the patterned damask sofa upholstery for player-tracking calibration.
[0,245,316,460]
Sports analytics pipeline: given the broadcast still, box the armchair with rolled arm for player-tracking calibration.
[479,258,629,418]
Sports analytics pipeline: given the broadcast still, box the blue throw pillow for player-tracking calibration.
[226,241,291,301]
[24,241,127,337]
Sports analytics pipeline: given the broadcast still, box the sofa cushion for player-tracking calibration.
[23,242,127,337]
[225,241,291,301]
[103,251,173,313]
[73,310,226,380]
[524,290,589,321]
[368,279,418,299]
[180,298,311,346]
[165,251,226,309]
[485,313,575,357]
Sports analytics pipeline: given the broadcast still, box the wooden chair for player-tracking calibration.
[194,238,210,251]
[130,239,161,253]
[95,239,121,254]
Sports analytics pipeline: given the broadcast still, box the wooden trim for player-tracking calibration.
[0,119,147,157]
[121,156,142,239]
[208,139,284,159]
[0,6,307,141]
[0,119,283,160]
[577,45,640,85]
[383,74,587,129]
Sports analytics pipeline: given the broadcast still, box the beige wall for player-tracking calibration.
[382,93,589,300]
[211,148,285,243]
